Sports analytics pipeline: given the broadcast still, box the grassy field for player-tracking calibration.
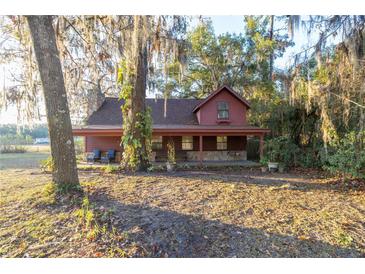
[23,145,51,153]
[0,145,50,170]
[1,167,364,257]
[0,152,50,170]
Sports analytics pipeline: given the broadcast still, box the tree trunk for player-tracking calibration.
[123,16,150,171]
[26,16,79,187]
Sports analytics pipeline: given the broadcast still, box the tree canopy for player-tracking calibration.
[1,15,365,176]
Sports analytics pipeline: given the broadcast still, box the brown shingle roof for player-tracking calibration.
[87,98,204,126]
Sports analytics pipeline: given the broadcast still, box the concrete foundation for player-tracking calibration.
[186,150,247,161]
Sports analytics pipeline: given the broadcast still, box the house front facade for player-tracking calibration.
[72,85,270,163]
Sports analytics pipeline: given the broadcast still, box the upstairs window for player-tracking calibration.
[217,136,227,150]
[217,102,229,120]
[152,136,163,150]
[182,136,193,150]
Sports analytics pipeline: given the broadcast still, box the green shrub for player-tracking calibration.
[40,156,54,173]
[103,165,120,173]
[0,133,28,153]
[74,197,95,231]
[324,131,365,180]
[57,182,83,194]
[259,155,269,166]
[264,136,327,168]
[0,145,27,153]
[296,144,325,168]
[337,232,353,247]
[43,182,56,196]
[41,182,57,204]
[265,136,300,167]
[0,134,33,153]
[74,196,119,242]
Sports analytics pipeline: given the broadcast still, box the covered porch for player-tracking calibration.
[73,125,270,164]
[77,159,260,170]
[151,125,269,164]
[153,159,260,168]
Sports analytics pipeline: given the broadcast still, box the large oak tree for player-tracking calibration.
[120,16,188,171]
[26,16,79,188]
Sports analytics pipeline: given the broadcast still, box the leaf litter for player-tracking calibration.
[1,168,365,257]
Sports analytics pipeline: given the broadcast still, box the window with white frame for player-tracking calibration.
[182,136,193,150]
[217,101,229,120]
[217,136,227,150]
[152,136,163,150]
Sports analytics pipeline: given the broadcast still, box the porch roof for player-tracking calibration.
[73,124,270,136]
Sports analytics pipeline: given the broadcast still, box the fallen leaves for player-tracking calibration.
[298,235,310,241]
[1,168,365,257]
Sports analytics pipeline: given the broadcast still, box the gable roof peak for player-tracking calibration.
[192,85,250,113]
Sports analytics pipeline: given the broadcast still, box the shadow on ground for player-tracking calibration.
[133,170,364,193]
[89,189,363,258]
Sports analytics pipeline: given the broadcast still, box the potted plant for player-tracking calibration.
[267,138,280,172]
[166,139,176,172]
[260,156,268,172]
[278,163,285,173]
[268,161,279,171]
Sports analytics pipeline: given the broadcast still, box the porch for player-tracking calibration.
[73,125,270,164]
[77,159,260,170]
[154,159,260,168]
[151,135,252,162]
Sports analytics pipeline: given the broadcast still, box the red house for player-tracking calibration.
[72,85,270,163]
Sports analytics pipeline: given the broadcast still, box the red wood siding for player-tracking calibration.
[85,135,247,153]
[86,136,122,152]
[158,136,246,151]
[197,88,247,125]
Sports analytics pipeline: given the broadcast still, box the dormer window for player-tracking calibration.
[217,102,229,120]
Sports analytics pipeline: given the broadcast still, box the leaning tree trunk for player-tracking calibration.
[122,16,150,171]
[26,16,79,187]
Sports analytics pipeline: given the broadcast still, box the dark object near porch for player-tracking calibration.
[87,149,101,163]
[101,149,116,164]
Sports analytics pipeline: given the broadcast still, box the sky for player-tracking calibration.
[0,16,312,125]
[210,16,312,69]
[210,16,244,35]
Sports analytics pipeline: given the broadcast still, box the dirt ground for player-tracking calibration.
[1,168,364,257]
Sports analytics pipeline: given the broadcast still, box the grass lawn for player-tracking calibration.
[0,145,50,170]
[0,167,364,257]
[23,145,51,153]
[0,152,50,169]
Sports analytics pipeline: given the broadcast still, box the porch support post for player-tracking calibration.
[84,136,87,153]
[259,134,264,160]
[199,135,203,165]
